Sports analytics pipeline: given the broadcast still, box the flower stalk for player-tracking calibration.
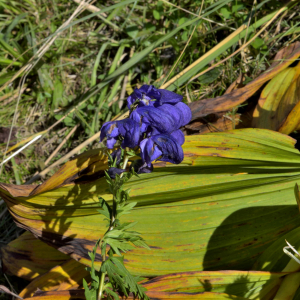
[84,85,191,300]
[98,270,106,300]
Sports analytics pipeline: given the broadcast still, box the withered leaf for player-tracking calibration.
[188,42,300,121]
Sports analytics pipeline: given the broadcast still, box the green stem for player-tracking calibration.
[111,151,129,227]
[98,150,130,299]
[121,153,129,177]
[110,194,117,230]
[98,271,107,300]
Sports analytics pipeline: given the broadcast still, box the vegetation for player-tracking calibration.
[1,0,300,299]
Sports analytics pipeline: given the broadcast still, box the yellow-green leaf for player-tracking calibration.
[22,290,249,300]
[144,270,288,299]
[19,258,89,298]
[2,129,300,277]
[252,61,300,134]
[1,231,68,280]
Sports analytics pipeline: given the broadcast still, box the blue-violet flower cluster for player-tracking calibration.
[100,85,192,168]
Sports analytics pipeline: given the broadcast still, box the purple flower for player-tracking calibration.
[100,119,140,149]
[140,134,184,167]
[173,102,192,127]
[156,104,182,128]
[170,129,185,145]
[127,85,183,109]
[130,159,153,174]
[130,106,177,135]
[156,102,191,129]
[110,148,122,165]
[156,89,183,106]
[127,85,161,109]
[107,167,125,179]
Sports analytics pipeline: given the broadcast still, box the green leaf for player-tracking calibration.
[0,57,22,66]
[3,129,300,278]
[125,25,139,39]
[4,13,28,41]
[132,239,150,250]
[0,35,26,62]
[97,198,112,219]
[63,116,76,127]
[105,288,120,300]
[251,36,265,49]
[52,78,64,110]
[153,10,161,20]
[83,278,97,300]
[181,31,188,41]
[220,7,231,19]
[178,17,189,27]
[105,238,134,255]
[117,202,137,217]
[198,67,221,84]
[232,2,245,13]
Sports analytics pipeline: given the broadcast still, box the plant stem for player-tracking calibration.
[110,194,117,230]
[98,270,106,300]
[110,152,129,229]
[97,238,106,300]
[122,154,129,171]
[98,151,130,299]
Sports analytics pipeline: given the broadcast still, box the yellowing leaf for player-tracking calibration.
[1,231,68,280]
[144,270,288,299]
[22,290,249,300]
[5,131,47,155]
[22,290,85,300]
[189,43,300,120]
[19,258,89,298]
[31,148,108,195]
[252,62,300,134]
[2,129,300,277]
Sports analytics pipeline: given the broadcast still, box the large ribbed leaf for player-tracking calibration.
[2,129,300,276]
[5,235,291,299]
[252,57,300,134]
[19,269,293,300]
[19,258,89,298]
[143,270,288,300]
[0,231,69,280]
[3,235,293,300]
[22,290,249,300]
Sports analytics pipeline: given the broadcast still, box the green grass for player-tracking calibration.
[0,0,300,297]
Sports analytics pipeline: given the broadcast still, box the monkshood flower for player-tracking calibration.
[130,106,178,134]
[170,129,185,145]
[110,148,122,165]
[107,167,125,179]
[100,86,191,174]
[157,102,192,129]
[139,134,184,167]
[130,103,191,143]
[130,159,153,174]
[100,119,140,149]
[127,85,161,109]
[127,85,183,109]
